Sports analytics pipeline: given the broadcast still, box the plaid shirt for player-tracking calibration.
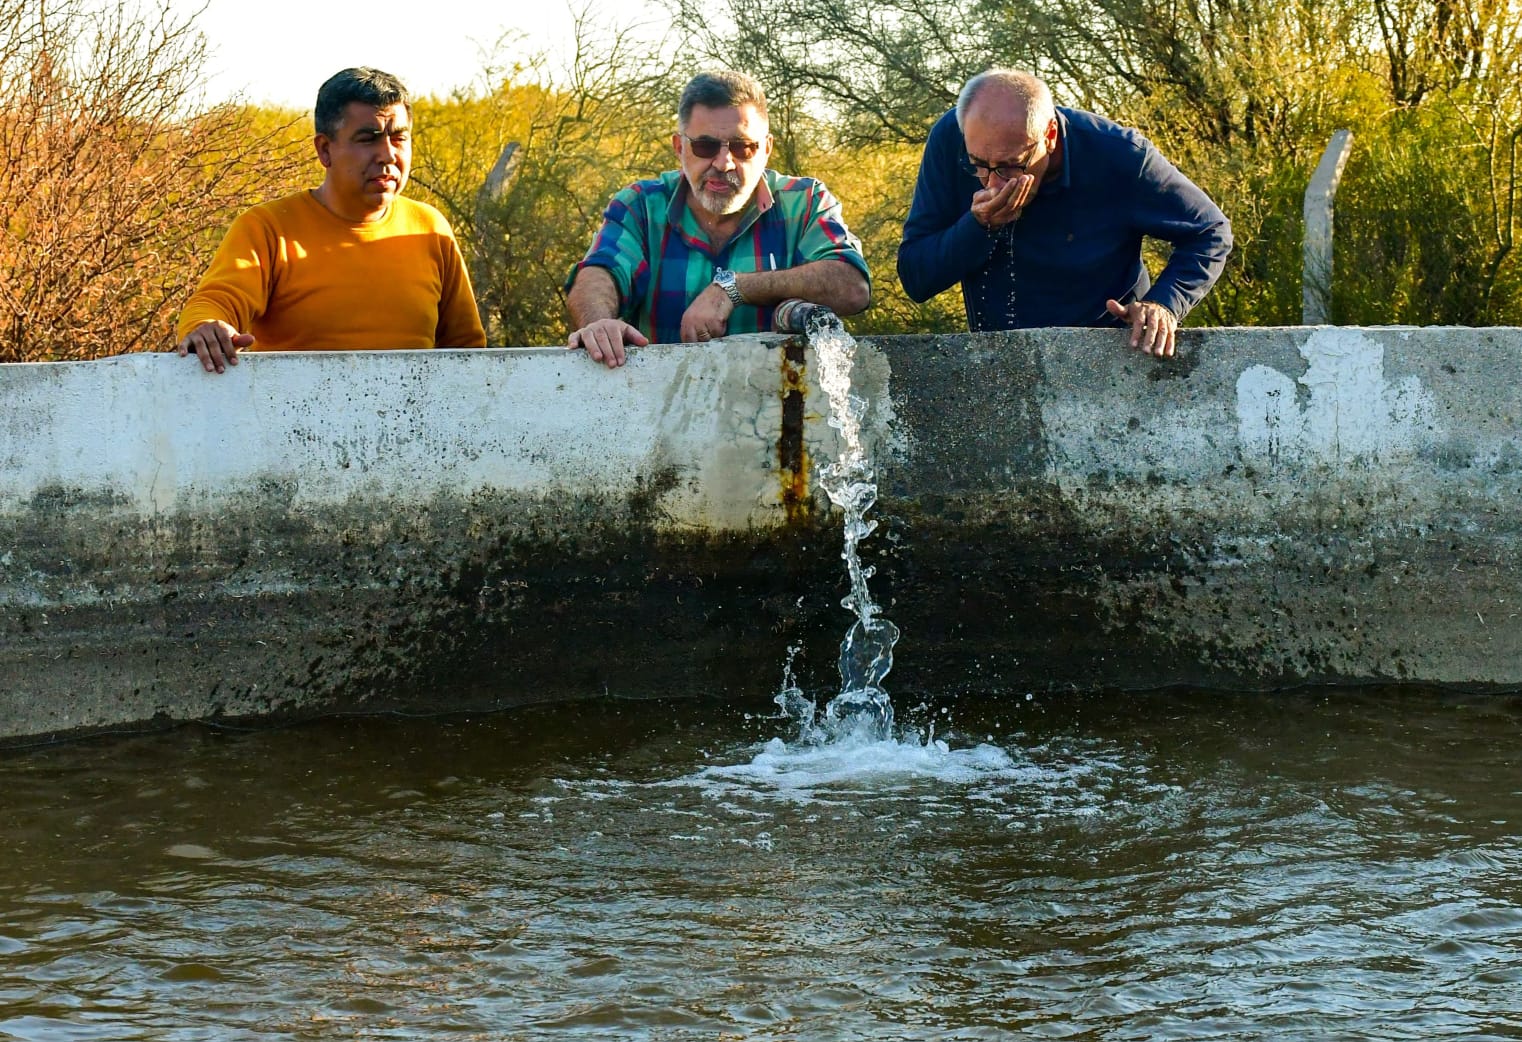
[569,168,869,344]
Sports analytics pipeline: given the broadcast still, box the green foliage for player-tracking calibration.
[1333,100,1519,325]
[406,29,683,347]
[1180,160,1307,327]
[653,0,1522,329]
[6,0,1521,355]
[789,133,964,333]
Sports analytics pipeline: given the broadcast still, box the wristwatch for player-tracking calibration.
[712,268,745,306]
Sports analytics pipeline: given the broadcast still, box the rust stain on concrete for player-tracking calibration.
[778,336,810,523]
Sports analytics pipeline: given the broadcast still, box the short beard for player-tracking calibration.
[693,172,748,216]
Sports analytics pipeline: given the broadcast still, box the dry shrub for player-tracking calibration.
[0,0,306,362]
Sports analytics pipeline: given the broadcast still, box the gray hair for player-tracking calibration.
[677,70,768,128]
[955,69,1055,138]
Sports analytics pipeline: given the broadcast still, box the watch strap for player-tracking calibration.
[713,268,745,306]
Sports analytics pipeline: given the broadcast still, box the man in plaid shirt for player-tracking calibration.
[566,70,871,368]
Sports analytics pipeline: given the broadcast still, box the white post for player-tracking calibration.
[1303,129,1355,324]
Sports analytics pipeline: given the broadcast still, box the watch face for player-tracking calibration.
[715,269,743,305]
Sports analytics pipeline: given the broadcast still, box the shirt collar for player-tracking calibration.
[667,169,776,249]
[1044,109,1073,195]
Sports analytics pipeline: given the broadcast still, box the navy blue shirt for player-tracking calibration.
[898,106,1232,330]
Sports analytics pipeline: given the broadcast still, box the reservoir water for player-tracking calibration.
[3,686,1520,1040]
[6,325,1521,1038]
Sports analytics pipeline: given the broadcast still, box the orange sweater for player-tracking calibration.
[177,191,487,350]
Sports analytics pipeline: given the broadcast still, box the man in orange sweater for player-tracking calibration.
[176,67,486,374]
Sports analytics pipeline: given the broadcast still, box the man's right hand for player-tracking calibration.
[176,321,254,374]
[567,318,648,369]
[971,173,1036,230]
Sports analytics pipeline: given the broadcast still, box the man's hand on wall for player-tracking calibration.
[1107,299,1177,358]
[176,321,254,375]
[679,284,734,345]
[568,319,648,369]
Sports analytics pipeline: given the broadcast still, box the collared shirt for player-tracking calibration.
[897,106,1233,331]
[569,168,869,344]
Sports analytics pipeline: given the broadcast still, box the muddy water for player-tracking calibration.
[3,688,1521,1040]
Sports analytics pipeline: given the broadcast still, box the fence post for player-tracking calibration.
[1303,129,1355,324]
[473,142,523,337]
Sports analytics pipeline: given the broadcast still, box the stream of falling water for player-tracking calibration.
[775,312,900,744]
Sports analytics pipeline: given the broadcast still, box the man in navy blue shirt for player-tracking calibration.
[898,69,1232,357]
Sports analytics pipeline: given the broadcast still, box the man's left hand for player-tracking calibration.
[680,284,734,344]
[1107,299,1177,358]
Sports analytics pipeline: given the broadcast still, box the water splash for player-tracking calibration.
[772,642,816,732]
[692,734,1022,801]
[777,310,900,743]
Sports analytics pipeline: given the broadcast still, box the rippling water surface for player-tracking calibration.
[3,688,1521,1040]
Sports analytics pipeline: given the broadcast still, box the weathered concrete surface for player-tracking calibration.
[874,326,1520,695]
[1,328,1518,742]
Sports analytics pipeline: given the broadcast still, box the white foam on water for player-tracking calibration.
[639,731,1058,811]
[709,734,1020,789]
[522,727,1185,843]
[516,315,1174,819]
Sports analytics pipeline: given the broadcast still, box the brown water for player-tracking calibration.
[3,688,1521,1040]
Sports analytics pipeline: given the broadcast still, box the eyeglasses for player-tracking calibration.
[682,134,763,161]
[960,142,1041,182]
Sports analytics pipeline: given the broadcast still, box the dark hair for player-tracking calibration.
[676,71,767,128]
[314,67,411,138]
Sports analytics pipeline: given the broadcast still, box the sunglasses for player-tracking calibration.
[682,134,763,161]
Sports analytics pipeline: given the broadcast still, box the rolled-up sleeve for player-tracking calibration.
[796,179,870,284]
[566,186,654,322]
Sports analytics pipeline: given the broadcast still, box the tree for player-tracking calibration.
[661,0,1522,327]
[0,0,306,362]
[668,0,1000,150]
[408,13,681,347]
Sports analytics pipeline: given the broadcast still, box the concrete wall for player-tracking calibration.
[2,327,1519,742]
